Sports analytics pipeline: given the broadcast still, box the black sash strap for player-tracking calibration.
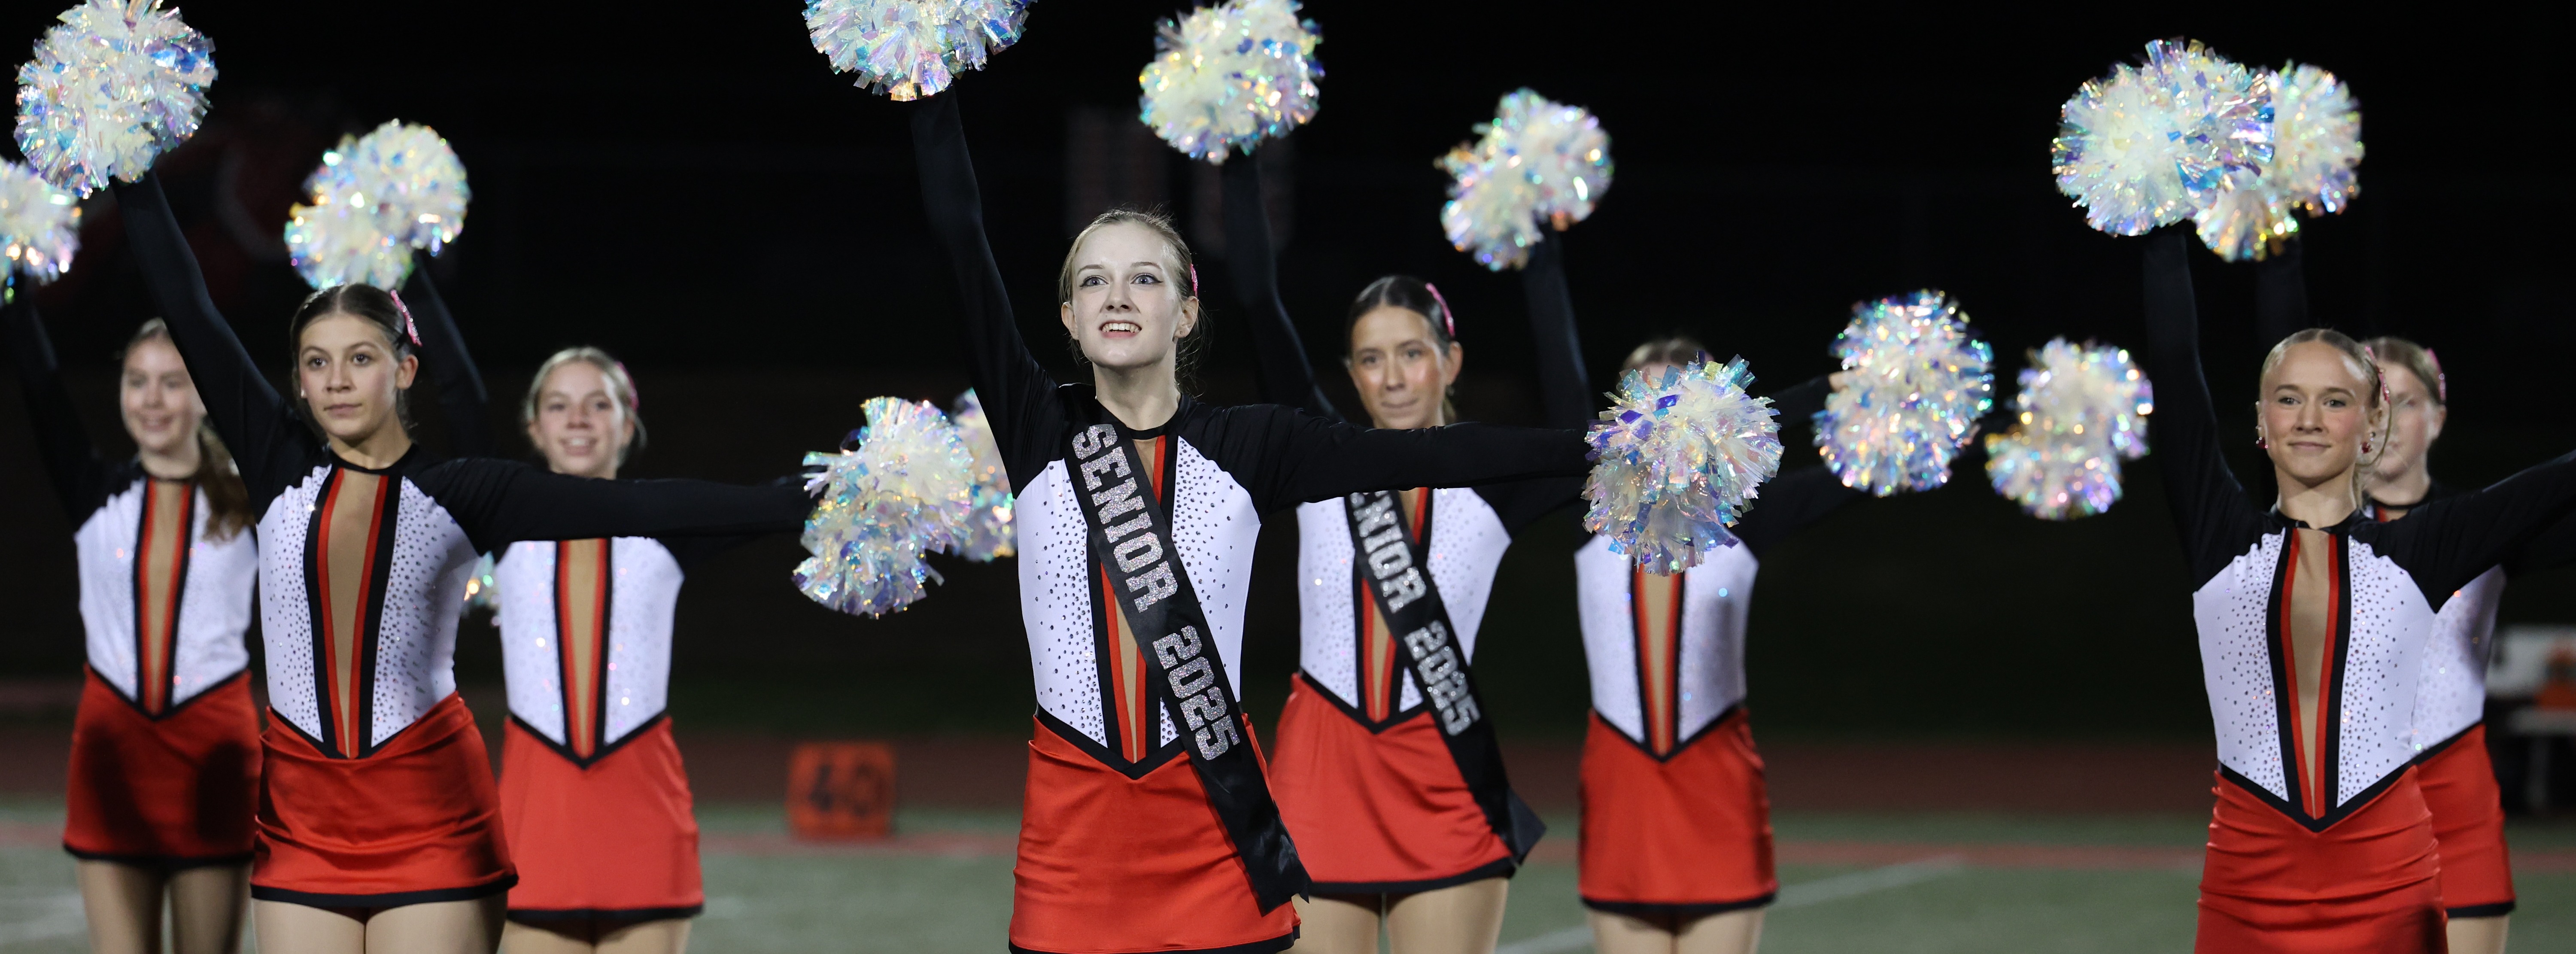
[1343,490,1546,863]
[1063,411,1308,911]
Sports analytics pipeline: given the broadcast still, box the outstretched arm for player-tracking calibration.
[2141,228,2264,584]
[1232,406,1589,510]
[910,93,1063,489]
[423,459,810,555]
[1725,375,1860,557]
[1224,156,1337,419]
[1521,235,1592,431]
[401,253,495,458]
[0,296,108,517]
[2252,236,2310,347]
[108,173,305,498]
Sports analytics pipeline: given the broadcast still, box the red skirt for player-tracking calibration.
[1577,708,1776,917]
[1269,674,1512,894]
[1008,716,1299,954]
[251,693,516,908]
[2417,724,2514,917]
[62,668,259,866]
[498,717,702,922]
[2195,768,2445,953]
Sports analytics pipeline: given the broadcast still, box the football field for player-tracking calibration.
[0,801,2570,953]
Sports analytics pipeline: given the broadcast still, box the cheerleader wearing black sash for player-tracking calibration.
[908,93,1592,954]
[112,171,811,954]
[3,299,259,954]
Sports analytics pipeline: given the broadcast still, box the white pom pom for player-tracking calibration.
[796,397,977,617]
[1816,291,1995,496]
[1584,358,1781,574]
[1440,89,1613,270]
[805,0,1030,101]
[285,122,470,289]
[11,0,216,195]
[1138,0,1322,164]
[2052,39,2271,237]
[0,162,82,283]
[1983,339,2155,520]
[948,389,1015,562]
[2193,63,2363,262]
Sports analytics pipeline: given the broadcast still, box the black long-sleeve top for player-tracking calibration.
[2139,226,2576,828]
[109,171,808,758]
[399,251,495,459]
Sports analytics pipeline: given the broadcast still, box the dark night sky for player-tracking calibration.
[2,3,2571,736]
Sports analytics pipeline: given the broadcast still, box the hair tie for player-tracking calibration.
[2424,347,2448,403]
[1423,282,1456,338]
[1188,263,1200,298]
[386,289,422,347]
[2360,345,2394,409]
[614,360,641,410]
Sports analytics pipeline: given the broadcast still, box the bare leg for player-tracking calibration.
[77,860,168,954]
[2448,915,2509,954]
[1674,908,1763,954]
[595,918,691,954]
[255,900,368,954]
[1384,878,1507,954]
[501,920,597,954]
[365,896,507,954]
[1285,894,1383,954]
[165,864,249,954]
[1589,910,1678,954]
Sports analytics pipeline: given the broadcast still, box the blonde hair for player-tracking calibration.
[1055,207,1206,389]
[2360,336,2444,407]
[1622,336,1707,374]
[521,346,646,464]
[2257,328,2390,504]
[125,320,252,540]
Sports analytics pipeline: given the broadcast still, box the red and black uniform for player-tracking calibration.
[911,94,1592,954]
[1571,395,1853,921]
[116,173,810,910]
[1224,159,1578,894]
[2141,228,2576,951]
[2,297,260,869]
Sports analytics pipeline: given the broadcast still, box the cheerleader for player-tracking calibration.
[109,170,811,954]
[907,92,1593,954]
[2138,228,2576,951]
[1574,340,1850,954]
[1222,156,1573,951]
[404,293,728,953]
[2,298,259,954]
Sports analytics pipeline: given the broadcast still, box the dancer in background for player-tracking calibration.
[112,169,812,954]
[3,299,258,954]
[1224,155,1571,953]
[2140,227,2576,951]
[406,290,738,953]
[909,91,1595,954]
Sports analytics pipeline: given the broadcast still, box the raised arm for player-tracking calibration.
[109,173,305,498]
[1521,235,1592,431]
[1223,156,1337,418]
[421,458,811,555]
[0,296,108,516]
[401,253,495,458]
[2252,236,2310,347]
[1722,375,1860,556]
[2141,228,2264,583]
[908,93,1063,489]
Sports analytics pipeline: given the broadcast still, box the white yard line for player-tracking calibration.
[1492,855,1968,954]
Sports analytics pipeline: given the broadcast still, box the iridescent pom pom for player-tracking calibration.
[285,121,470,289]
[796,397,977,617]
[12,0,216,196]
[948,389,1015,562]
[1137,0,1321,163]
[1439,89,1613,270]
[0,161,82,283]
[2193,63,2363,261]
[805,0,1030,101]
[2052,38,2272,237]
[1983,339,2155,520]
[1584,358,1781,574]
[1815,291,1994,496]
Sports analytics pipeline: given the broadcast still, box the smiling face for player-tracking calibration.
[526,360,635,480]
[1058,222,1199,374]
[120,336,205,462]
[1346,306,1463,430]
[2257,340,2384,487]
[2369,365,2445,487]
[295,313,417,447]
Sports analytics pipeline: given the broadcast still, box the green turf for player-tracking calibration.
[0,805,2570,952]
